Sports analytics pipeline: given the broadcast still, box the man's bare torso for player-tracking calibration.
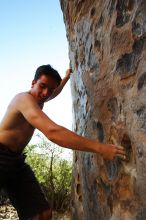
[0,75,60,153]
[0,92,36,152]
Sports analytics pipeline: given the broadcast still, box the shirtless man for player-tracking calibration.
[0,64,126,220]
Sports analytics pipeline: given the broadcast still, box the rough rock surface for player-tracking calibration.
[60,0,146,219]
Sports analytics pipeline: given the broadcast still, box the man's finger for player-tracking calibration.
[117,154,127,160]
[117,146,125,150]
[116,149,126,155]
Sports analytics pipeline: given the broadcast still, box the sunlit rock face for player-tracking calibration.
[60,0,146,219]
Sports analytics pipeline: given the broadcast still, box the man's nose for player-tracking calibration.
[42,89,49,97]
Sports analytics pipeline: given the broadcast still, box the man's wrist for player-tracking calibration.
[95,142,103,155]
[64,74,70,80]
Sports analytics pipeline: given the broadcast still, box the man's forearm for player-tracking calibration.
[46,125,102,153]
[45,125,126,161]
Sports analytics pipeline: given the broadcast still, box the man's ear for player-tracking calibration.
[31,80,36,88]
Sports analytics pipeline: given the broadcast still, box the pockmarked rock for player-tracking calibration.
[60,0,146,219]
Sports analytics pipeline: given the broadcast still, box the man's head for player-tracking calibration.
[34,64,62,86]
[31,64,62,104]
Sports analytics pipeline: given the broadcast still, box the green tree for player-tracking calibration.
[24,134,72,212]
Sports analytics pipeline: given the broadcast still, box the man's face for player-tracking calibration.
[31,75,58,104]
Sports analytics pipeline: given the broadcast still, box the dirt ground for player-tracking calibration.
[0,204,71,220]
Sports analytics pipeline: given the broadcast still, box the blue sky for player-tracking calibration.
[0,0,72,124]
[0,1,72,146]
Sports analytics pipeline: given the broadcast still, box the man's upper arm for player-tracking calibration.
[16,93,58,135]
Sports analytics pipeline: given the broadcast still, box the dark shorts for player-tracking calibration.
[0,144,50,220]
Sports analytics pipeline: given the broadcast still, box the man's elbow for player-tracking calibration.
[44,125,63,143]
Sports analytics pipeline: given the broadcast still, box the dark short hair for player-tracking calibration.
[34,64,62,85]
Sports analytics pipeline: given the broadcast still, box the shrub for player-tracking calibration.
[25,134,73,212]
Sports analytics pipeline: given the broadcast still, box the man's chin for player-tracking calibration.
[38,95,50,103]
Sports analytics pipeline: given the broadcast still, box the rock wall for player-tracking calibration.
[60,0,146,219]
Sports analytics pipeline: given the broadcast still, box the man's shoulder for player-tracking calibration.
[13,92,33,102]
[9,92,35,110]
[15,91,30,98]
